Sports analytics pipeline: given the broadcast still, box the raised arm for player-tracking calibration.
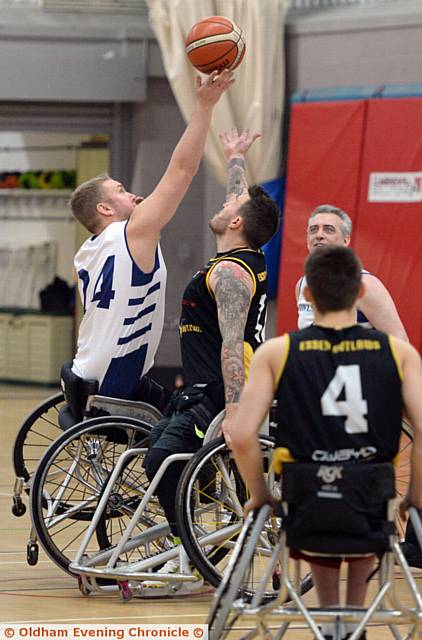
[207,260,254,442]
[359,274,408,341]
[219,128,260,201]
[127,70,234,271]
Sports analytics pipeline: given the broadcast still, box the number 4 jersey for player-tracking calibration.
[72,220,166,398]
[274,324,403,463]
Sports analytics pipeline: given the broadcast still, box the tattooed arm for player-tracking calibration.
[219,128,260,201]
[208,260,254,444]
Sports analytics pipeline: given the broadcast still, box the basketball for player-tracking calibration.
[185,16,245,75]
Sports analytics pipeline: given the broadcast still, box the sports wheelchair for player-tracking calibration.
[25,372,313,599]
[54,425,313,601]
[208,460,422,640]
[12,362,162,571]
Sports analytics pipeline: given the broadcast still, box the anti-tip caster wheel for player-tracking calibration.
[12,499,26,517]
[27,542,39,566]
[78,575,92,596]
[118,581,133,602]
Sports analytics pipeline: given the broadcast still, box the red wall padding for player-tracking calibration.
[277,97,422,354]
[353,99,422,351]
[277,100,367,334]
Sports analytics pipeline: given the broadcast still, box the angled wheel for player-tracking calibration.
[13,391,66,483]
[396,418,414,540]
[30,416,152,574]
[176,436,313,600]
[13,393,162,487]
[208,505,273,640]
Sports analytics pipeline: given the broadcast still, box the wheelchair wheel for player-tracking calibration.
[176,436,313,600]
[30,416,152,575]
[396,418,414,539]
[13,391,66,483]
[208,505,273,640]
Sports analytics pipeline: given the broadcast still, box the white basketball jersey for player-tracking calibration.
[297,271,372,330]
[297,276,314,330]
[72,220,166,398]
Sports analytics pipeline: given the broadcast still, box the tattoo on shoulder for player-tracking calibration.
[213,262,253,404]
[227,157,248,199]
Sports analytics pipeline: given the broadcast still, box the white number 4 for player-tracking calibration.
[321,365,368,434]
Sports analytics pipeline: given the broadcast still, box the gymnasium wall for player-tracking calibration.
[277,93,422,353]
[0,2,421,365]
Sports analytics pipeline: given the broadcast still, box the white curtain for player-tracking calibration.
[145,0,290,185]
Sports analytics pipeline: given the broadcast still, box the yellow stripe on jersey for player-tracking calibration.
[388,335,403,380]
[274,334,291,389]
[273,447,296,474]
[243,341,254,380]
[205,257,257,298]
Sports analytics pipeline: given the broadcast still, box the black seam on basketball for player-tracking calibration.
[186,33,237,47]
[189,40,241,70]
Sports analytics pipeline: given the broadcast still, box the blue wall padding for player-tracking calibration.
[261,177,285,300]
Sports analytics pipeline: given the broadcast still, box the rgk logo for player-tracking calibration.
[317,465,343,483]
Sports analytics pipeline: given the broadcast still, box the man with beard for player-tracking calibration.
[142,127,280,595]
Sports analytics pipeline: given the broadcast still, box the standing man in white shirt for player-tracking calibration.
[296,204,408,339]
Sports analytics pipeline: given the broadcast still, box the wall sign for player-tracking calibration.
[368,172,422,202]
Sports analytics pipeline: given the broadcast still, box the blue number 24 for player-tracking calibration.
[78,255,116,311]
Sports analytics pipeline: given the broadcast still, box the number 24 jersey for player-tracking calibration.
[72,220,166,399]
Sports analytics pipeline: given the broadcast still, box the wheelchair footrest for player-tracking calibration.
[70,563,199,584]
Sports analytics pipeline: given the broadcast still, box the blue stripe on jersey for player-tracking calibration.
[117,323,152,345]
[124,221,161,286]
[128,281,161,306]
[99,344,148,399]
[357,309,370,324]
[123,304,156,325]
[131,261,158,286]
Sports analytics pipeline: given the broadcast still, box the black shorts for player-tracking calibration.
[148,409,206,454]
[289,549,375,568]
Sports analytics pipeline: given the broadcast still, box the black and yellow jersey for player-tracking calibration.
[274,325,403,463]
[179,248,268,410]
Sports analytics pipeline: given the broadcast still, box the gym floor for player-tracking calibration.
[1,384,421,638]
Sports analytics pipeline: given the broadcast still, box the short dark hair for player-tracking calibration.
[69,173,110,233]
[304,246,362,313]
[239,185,280,249]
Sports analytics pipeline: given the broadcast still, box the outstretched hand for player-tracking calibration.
[219,127,261,160]
[195,69,235,108]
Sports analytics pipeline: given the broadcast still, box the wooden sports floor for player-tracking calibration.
[1,384,421,638]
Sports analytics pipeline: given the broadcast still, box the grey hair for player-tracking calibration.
[308,204,352,238]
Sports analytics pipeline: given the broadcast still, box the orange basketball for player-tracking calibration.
[185,16,245,75]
